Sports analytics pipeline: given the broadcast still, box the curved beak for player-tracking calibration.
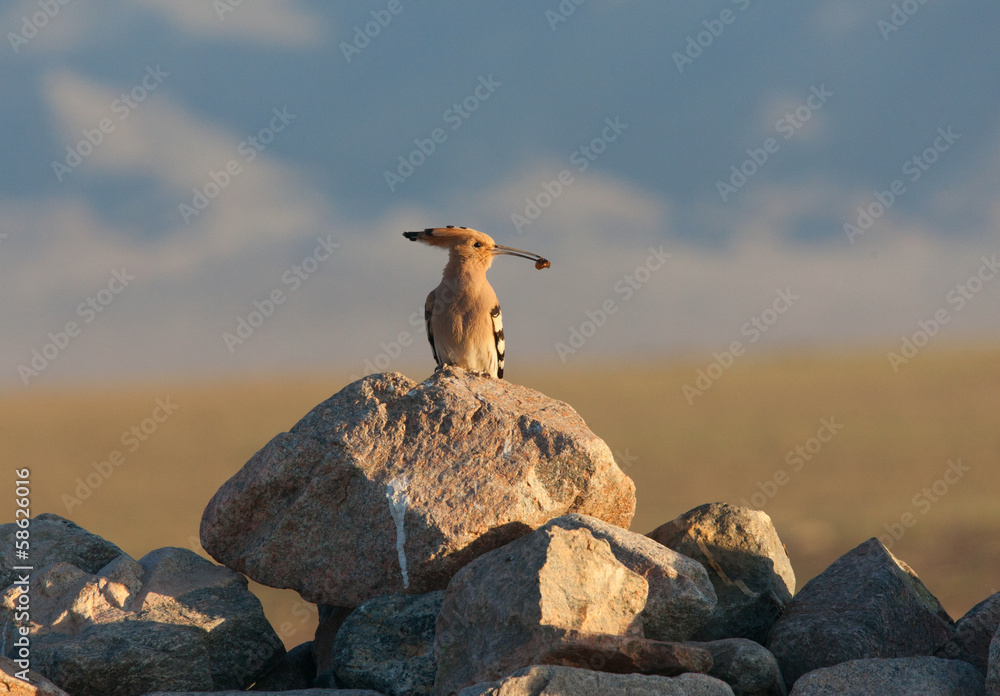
[492,244,551,269]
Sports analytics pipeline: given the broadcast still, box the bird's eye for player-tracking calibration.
[474,242,482,248]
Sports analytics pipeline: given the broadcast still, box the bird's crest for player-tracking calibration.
[403,226,492,249]
[403,226,550,268]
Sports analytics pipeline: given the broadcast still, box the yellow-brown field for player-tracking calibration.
[3,345,998,649]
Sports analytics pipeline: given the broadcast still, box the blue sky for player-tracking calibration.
[3,0,999,385]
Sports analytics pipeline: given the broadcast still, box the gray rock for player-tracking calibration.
[767,538,955,688]
[935,592,1000,674]
[201,368,636,607]
[0,655,71,695]
[788,656,985,695]
[31,621,214,695]
[648,503,794,644]
[142,691,380,695]
[1,522,283,696]
[135,547,284,688]
[0,513,125,589]
[314,668,338,688]
[331,591,444,696]
[313,605,351,674]
[546,515,716,641]
[456,665,735,696]
[687,639,786,696]
[435,524,648,695]
[250,641,316,690]
[541,631,713,675]
[988,627,1000,696]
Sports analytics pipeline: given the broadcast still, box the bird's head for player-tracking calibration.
[403,226,550,271]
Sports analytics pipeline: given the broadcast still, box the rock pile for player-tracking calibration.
[0,515,283,695]
[3,368,998,695]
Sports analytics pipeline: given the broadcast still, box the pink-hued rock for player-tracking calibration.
[434,524,650,694]
[548,515,716,642]
[200,367,635,607]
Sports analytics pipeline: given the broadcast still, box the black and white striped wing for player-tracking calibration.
[491,304,505,379]
[424,290,440,367]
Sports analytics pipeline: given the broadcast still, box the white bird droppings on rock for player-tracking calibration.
[386,476,410,589]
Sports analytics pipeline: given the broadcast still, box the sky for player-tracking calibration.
[3,0,999,386]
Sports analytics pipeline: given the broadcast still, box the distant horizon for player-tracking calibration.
[6,339,998,391]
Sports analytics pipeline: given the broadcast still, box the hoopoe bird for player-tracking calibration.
[403,226,549,379]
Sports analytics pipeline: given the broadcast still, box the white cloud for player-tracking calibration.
[0,64,347,382]
[724,179,840,243]
[0,197,132,301]
[926,125,1000,228]
[661,232,999,353]
[755,88,833,146]
[0,0,90,55]
[136,0,327,47]
[44,68,227,188]
[657,166,1000,354]
[0,0,325,60]
[481,161,669,245]
[811,1,884,39]
[43,69,328,272]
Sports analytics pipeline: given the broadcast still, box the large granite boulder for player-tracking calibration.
[767,538,955,687]
[648,503,794,644]
[201,368,636,607]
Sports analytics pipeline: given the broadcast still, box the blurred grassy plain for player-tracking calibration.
[2,345,998,650]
